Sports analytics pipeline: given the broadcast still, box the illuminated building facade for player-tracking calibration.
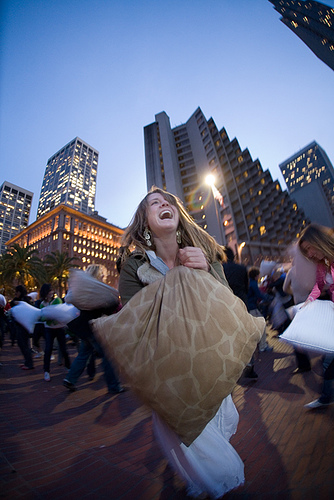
[37,137,98,219]
[0,181,33,255]
[6,204,124,288]
[144,108,308,265]
[269,0,334,70]
[279,141,334,226]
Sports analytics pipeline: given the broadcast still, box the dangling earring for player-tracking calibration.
[143,227,152,247]
[176,229,182,245]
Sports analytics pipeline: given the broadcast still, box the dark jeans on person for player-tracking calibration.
[32,322,45,351]
[8,318,17,346]
[44,327,70,373]
[16,322,33,368]
[319,355,334,404]
[294,349,311,371]
[0,316,7,349]
[66,335,121,392]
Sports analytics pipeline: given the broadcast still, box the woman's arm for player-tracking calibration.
[306,263,325,303]
[118,256,146,305]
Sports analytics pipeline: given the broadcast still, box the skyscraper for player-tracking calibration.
[0,181,33,255]
[37,137,98,219]
[144,108,308,265]
[279,141,334,226]
[269,0,334,71]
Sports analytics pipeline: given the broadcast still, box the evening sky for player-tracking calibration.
[1,0,333,228]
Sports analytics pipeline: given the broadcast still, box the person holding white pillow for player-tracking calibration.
[298,223,334,409]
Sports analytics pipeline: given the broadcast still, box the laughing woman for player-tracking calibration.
[94,187,264,498]
[119,188,245,498]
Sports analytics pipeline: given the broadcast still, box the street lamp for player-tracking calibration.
[237,241,245,262]
[205,174,224,245]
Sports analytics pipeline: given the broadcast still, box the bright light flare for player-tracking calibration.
[205,174,216,187]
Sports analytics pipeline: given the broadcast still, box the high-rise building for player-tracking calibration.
[144,108,308,265]
[6,204,124,289]
[37,137,98,219]
[269,0,334,71]
[279,141,334,226]
[0,181,33,255]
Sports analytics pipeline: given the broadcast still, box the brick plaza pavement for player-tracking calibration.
[0,328,333,500]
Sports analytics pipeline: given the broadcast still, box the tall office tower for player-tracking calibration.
[269,0,334,71]
[279,141,334,226]
[144,108,308,265]
[37,137,98,219]
[0,181,33,255]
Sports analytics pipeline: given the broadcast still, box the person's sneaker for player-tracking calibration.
[291,367,311,375]
[108,386,128,395]
[44,372,51,382]
[63,379,76,391]
[304,399,329,409]
[34,352,43,358]
[50,355,55,361]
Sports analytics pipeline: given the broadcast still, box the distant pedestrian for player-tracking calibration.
[64,264,124,394]
[40,284,71,382]
[10,285,34,370]
[283,244,316,374]
[248,267,273,352]
[223,246,258,379]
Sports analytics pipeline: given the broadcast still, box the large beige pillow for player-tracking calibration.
[65,269,120,310]
[92,266,264,446]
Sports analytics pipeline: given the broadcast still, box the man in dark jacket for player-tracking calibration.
[223,247,258,379]
[223,247,249,306]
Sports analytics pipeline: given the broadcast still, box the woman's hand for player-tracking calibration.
[178,247,210,271]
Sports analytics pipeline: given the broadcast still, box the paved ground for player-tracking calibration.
[0,328,333,500]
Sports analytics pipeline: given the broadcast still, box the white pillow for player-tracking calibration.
[280,300,334,353]
[41,303,80,327]
[65,269,120,310]
[11,301,42,333]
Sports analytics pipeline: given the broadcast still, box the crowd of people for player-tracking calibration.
[0,187,333,499]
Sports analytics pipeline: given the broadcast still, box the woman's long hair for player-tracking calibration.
[120,187,225,265]
[298,223,334,263]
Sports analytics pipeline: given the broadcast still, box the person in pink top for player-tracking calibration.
[298,223,334,409]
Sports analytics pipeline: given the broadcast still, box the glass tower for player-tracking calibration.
[279,141,334,226]
[37,137,98,219]
[0,181,33,255]
[269,0,334,70]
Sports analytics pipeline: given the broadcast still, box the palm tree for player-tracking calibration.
[43,251,79,298]
[1,243,46,294]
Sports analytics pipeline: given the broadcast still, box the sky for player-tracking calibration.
[1,0,333,229]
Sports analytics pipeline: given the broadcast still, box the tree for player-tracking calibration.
[0,244,46,295]
[43,251,79,298]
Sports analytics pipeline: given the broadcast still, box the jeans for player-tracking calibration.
[249,308,268,350]
[294,349,311,370]
[44,327,70,373]
[32,322,45,351]
[16,322,33,368]
[319,355,334,404]
[66,335,121,392]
